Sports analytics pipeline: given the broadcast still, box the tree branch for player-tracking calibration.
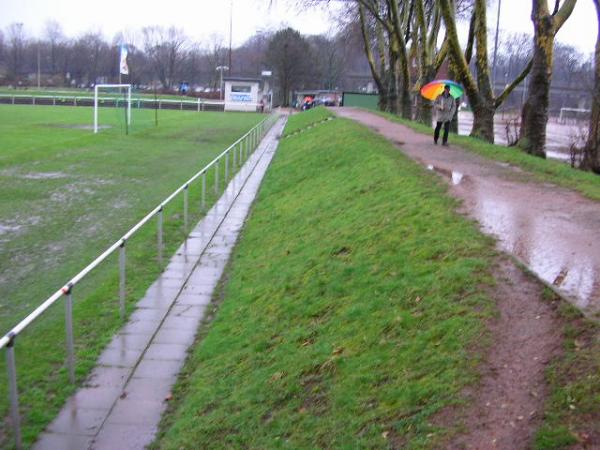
[434,37,449,72]
[552,0,577,32]
[439,0,480,108]
[464,10,476,64]
[494,58,533,109]
[356,0,393,33]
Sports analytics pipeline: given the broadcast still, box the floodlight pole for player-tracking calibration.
[216,66,229,101]
[94,85,99,134]
[492,0,502,91]
[229,0,233,75]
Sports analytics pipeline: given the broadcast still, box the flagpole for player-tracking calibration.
[118,44,122,84]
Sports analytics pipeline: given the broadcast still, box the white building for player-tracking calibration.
[224,77,263,112]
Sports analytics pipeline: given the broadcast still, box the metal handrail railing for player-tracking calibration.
[0,112,280,449]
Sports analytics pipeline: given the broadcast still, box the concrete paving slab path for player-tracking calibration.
[33,115,287,450]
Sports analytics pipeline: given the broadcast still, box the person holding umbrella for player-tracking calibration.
[420,80,464,146]
[433,85,456,146]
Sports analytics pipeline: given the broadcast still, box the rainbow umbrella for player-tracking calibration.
[420,79,464,100]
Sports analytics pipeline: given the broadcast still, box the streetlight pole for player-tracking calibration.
[229,0,233,75]
[216,66,229,101]
[37,41,41,89]
[492,0,502,93]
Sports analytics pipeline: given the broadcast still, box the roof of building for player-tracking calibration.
[223,76,262,83]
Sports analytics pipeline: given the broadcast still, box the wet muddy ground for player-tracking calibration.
[337,108,600,318]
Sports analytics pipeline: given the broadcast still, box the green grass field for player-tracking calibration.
[0,104,262,446]
[153,110,499,448]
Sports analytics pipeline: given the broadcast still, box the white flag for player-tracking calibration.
[119,45,129,75]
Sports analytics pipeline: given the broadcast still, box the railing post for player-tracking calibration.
[119,241,126,320]
[239,142,243,166]
[6,336,22,450]
[184,184,189,234]
[214,160,219,195]
[201,171,206,210]
[65,288,75,384]
[225,152,229,182]
[157,206,164,265]
[233,144,237,168]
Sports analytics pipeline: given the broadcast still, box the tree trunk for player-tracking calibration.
[439,0,495,142]
[415,94,432,125]
[472,102,495,142]
[448,61,460,133]
[415,65,436,125]
[389,0,412,119]
[519,0,577,157]
[582,0,600,173]
[388,46,399,114]
[399,72,412,119]
[519,16,553,157]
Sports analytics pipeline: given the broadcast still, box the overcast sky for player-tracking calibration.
[0,0,596,54]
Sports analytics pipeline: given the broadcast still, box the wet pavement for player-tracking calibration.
[33,115,287,450]
[337,108,600,318]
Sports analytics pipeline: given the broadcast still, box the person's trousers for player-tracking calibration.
[434,121,450,144]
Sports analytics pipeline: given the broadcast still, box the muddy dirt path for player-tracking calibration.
[337,108,600,319]
[439,258,561,449]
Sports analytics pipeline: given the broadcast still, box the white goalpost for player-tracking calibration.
[94,84,131,134]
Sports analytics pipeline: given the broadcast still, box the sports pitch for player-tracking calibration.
[0,104,261,327]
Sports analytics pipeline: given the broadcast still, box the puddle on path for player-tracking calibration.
[446,165,599,316]
[474,188,599,315]
[427,164,465,186]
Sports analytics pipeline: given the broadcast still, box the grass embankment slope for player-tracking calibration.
[375,111,600,202]
[0,105,262,447]
[154,109,499,448]
[282,106,333,136]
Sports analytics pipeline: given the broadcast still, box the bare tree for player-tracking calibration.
[142,26,187,89]
[309,34,347,90]
[0,30,4,65]
[44,21,65,75]
[266,27,311,106]
[203,34,227,91]
[69,32,110,86]
[6,23,27,82]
